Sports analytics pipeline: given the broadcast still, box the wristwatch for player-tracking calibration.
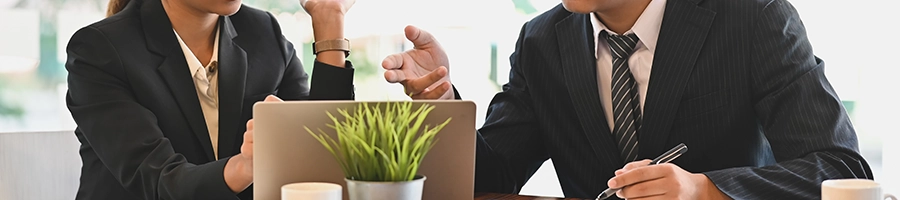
[312,38,350,57]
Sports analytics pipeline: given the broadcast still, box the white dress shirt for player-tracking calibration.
[173,27,221,158]
[591,0,666,131]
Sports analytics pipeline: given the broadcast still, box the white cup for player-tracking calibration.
[281,182,342,200]
[822,179,896,200]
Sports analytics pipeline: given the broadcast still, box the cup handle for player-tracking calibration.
[886,194,897,200]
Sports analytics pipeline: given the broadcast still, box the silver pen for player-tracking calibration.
[596,143,688,200]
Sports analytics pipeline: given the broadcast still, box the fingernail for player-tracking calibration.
[608,179,617,188]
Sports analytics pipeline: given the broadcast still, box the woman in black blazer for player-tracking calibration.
[64,0,356,198]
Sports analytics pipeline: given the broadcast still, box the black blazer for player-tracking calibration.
[64,0,354,198]
[472,0,871,199]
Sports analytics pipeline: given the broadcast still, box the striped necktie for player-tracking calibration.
[602,31,642,162]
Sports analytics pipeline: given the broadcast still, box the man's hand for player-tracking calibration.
[382,25,454,100]
[225,95,283,193]
[608,159,731,200]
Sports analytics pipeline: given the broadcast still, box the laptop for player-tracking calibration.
[252,100,477,200]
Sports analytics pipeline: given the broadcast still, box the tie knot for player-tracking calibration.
[602,32,640,59]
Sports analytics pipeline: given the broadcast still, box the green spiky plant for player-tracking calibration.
[305,101,451,182]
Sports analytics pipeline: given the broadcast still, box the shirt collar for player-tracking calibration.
[590,0,666,53]
[173,25,220,77]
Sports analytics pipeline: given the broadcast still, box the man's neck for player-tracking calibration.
[595,0,652,34]
[162,0,218,64]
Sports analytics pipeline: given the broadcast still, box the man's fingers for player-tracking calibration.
[382,54,403,70]
[384,70,406,83]
[264,95,283,102]
[382,54,406,83]
[411,81,451,100]
[404,66,447,94]
[614,159,650,176]
[623,159,652,171]
[608,164,669,189]
[616,178,668,199]
[405,25,437,49]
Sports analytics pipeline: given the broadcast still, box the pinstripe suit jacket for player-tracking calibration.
[470,0,872,199]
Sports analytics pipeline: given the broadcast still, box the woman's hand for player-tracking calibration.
[300,0,354,68]
[225,95,283,193]
[300,0,355,17]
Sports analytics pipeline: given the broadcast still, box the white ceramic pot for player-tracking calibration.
[345,175,426,200]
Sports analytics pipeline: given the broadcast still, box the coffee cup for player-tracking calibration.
[281,182,342,200]
[822,179,896,200]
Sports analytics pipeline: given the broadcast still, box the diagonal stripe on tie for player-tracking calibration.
[601,31,643,162]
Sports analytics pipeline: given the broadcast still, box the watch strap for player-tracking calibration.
[312,38,350,57]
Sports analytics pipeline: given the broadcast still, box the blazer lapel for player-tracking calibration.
[214,16,248,159]
[141,0,215,161]
[639,0,715,158]
[556,13,623,166]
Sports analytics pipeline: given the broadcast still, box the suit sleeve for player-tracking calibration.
[472,22,550,194]
[66,27,238,200]
[702,0,872,199]
[265,12,355,101]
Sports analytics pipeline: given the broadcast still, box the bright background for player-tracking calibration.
[0,0,896,198]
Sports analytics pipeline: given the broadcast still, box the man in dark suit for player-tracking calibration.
[65,0,355,198]
[382,0,872,199]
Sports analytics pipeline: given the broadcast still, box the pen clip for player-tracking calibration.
[650,143,688,165]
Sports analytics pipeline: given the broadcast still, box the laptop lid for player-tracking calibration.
[253,100,476,200]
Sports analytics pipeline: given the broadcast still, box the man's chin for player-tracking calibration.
[560,2,595,14]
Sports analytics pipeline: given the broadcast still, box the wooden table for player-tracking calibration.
[474,193,584,199]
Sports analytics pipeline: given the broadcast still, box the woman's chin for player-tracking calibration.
[215,1,242,16]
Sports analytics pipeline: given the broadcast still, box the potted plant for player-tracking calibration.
[305,101,451,200]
